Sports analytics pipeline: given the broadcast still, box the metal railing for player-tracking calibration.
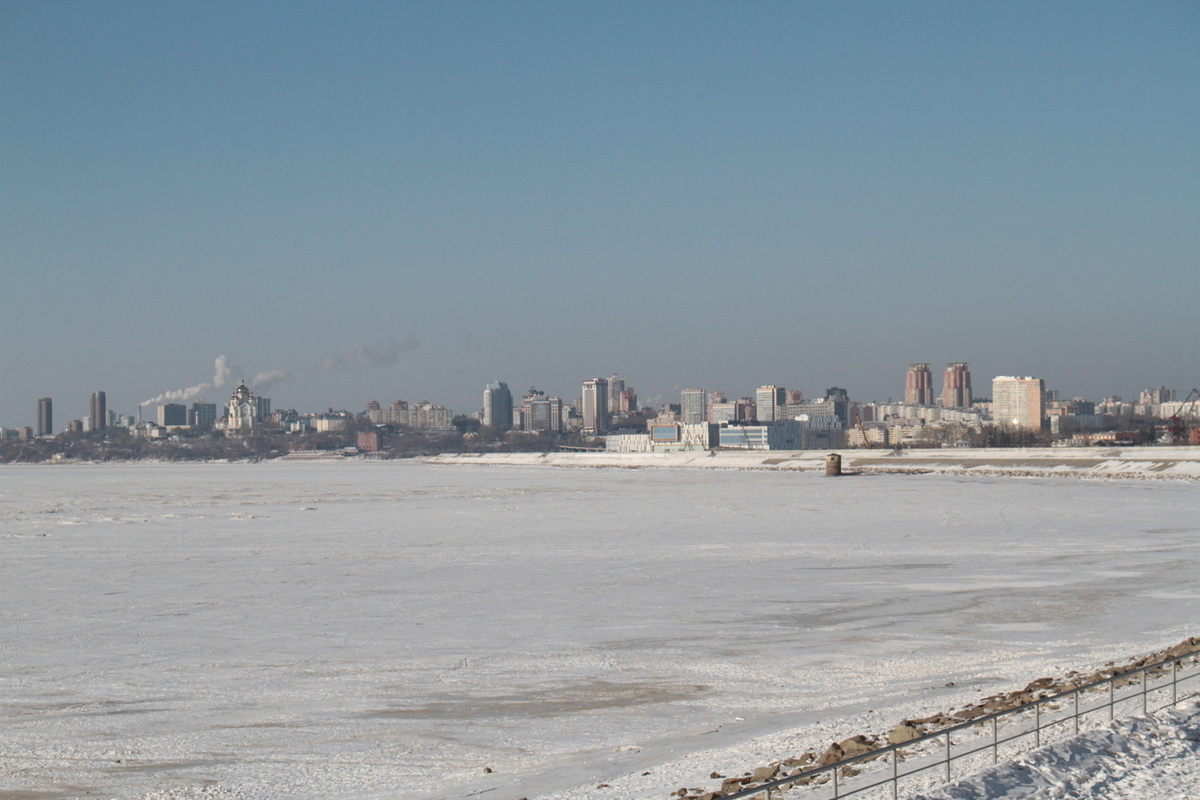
[719,647,1200,800]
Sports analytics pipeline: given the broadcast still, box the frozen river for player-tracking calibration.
[1,461,1197,799]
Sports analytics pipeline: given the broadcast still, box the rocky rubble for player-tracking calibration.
[673,637,1200,800]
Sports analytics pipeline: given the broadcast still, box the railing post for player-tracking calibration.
[892,749,899,800]
[992,716,998,764]
[1173,660,1179,706]
[1142,670,1148,714]
[944,731,951,783]
[1109,678,1115,720]
[1073,691,1079,734]
[1034,702,1041,748]
[832,762,839,799]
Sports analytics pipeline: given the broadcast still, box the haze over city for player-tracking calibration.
[3,2,1198,428]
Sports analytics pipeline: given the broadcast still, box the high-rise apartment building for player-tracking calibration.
[482,381,513,430]
[37,398,52,436]
[1139,387,1175,405]
[992,376,1045,431]
[607,376,625,414]
[942,363,972,408]
[90,391,106,430]
[518,389,563,432]
[190,402,219,428]
[755,386,786,422]
[581,378,609,434]
[157,403,187,427]
[905,364,934,406]
[680,387,707,424]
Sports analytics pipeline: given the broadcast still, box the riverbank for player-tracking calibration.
[428,446,1200,480]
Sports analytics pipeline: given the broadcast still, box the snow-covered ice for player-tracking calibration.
[0,460,1197,799]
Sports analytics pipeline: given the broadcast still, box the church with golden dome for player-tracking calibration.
[220,382,267,431]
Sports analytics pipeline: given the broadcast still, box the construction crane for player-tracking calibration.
[1166,388,1200,444]
[853,410,874,449]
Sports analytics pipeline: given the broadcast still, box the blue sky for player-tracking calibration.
[3,1,1198,426]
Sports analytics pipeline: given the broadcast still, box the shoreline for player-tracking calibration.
[427,446,1200,481]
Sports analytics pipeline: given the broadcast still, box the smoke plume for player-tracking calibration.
[313,336,420,374]
[140,355,239,407]
[248,369,293,393]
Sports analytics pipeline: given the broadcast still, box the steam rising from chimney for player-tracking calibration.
[140,355,239,407]
[313,336,420,374]
[249,369,293,392]
[139,339,417,409]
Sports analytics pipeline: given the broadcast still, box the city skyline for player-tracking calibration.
[3,3,1198,427]
[7,358,1197,435]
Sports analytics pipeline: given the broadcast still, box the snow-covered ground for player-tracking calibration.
[913,699,1200,800]
[1,459,1197,799]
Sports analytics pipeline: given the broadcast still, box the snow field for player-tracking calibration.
[0,460,1197,799]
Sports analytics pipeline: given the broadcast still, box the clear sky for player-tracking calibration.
[3,1,1198,427]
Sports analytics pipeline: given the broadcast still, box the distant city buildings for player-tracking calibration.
[516,389,563,433]
[223,383,261,431]
[606,422,718,453]
[581,378,609,435]
[482,381,513,430]
[992,376,1045,432]
[157,403,187,427]
[8,357,1196,452]
[942,363,972,408]
[755,386,785,423]
[190,402,218,428]
[905,364,934,406]
[90,391,106,431]
[1139,387,1175,408]
[37,398,52,436]
[363,399,453,430]
[606,376,625,414]
[680,387,706,424]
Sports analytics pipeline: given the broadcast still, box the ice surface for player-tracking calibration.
[0,461,1197,799]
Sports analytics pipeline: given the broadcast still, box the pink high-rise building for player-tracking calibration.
[942,363,972,408]
[905,364,934,406]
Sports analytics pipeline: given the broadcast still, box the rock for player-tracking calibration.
[750,764,779,782]
[782,753,814,767]
[838,735,876,757]
[817,742,845,766]
[721,776,748,792]
[1166,639,1200,659]
[955,705,987,721]
[887,722,921,745]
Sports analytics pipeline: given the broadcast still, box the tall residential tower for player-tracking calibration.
[905,364,934,406]
[37,397,52,436]
[992,376,1044,432]
[482,381,513,430]
[755,386,786,422]
[90,391,107,431]
[581,378,609,435]
[942,363,972,408]
[680,387,707,424]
